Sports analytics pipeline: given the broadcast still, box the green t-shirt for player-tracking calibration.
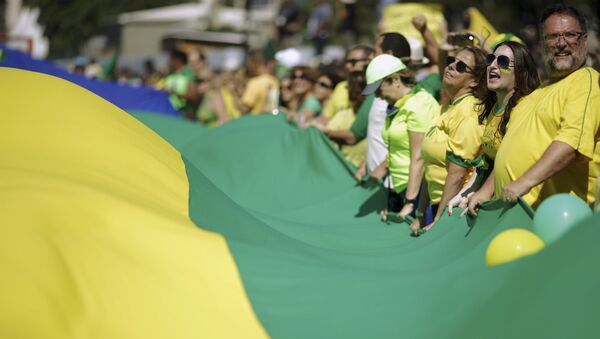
[349,94,375,141]
[300,95,322,115]
[416,73,442,100]
[382,89,440,193]
[165,72,191,112]
[349,75,440,142]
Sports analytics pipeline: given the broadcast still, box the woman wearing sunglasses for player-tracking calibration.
[312,71,342,118]
[287,66,321,125]
[279,76,296,111]
[410,46,489,235]
[462,41,540,216]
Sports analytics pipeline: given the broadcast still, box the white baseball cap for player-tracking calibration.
[361,54,406,95]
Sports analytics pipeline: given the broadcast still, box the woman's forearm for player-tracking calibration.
[477,170,495,199]
[434,162,468,220]
[405,158,424,200]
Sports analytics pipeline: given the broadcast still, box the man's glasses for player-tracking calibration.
[345,58,369,66]
[486,54,513,70]
[316,81,332,89]
[543,31,585,45]
[446,56,473,74]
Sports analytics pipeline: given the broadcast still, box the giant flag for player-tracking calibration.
[2,67,600,339]
[0,46,178,116]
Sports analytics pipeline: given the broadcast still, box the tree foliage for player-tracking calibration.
[24,0,186,57]
[22,0,598,58]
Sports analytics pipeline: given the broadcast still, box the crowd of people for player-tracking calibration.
[197,4,598,234]
[75,3,600,234]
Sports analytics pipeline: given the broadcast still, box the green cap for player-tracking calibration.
[491,33,525,50]
[362,54,406,95]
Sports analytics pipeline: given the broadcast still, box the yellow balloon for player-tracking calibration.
[485,229,545,266]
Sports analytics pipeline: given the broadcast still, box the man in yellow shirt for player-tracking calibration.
[315,45,372,166]
[494,4,600,207]
[321,45,372,119]
[234,49,279,115]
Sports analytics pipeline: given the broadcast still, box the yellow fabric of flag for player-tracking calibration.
[382,3,445,43]
[467,7,499,47]
[0,68,268,339]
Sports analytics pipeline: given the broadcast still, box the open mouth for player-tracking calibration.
[554,51,571,58]
[488,71,500,80]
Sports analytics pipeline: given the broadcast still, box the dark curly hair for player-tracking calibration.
[478,41,540,137]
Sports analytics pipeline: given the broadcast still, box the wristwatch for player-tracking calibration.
[403,197,418,206]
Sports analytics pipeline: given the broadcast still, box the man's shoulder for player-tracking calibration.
[556,67,599,87]
[249,74,277,85]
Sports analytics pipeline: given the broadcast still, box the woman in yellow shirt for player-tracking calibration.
[463,42,540,215]
[410,46,489,235]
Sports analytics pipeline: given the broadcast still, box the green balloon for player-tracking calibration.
[533,194,592,244]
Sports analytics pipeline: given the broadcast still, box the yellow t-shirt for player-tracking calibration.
[494,67,600,207]
[326,107,367,167]
[322,81,351,119]
[421,94,483,204]
[481,107,504,160]
[382,90,440,193]
[241,74,279,115]
[221,87,241,120]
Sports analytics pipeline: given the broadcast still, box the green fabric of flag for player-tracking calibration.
[132,112,597,338]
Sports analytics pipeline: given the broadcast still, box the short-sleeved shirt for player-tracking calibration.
[349,74,441,142]
[481,107,504,161]
[382,89,440,193]
[322,81,351,118]
[241,74,279,114]
[165,71,192,112]
[494,67,600,207]
[421,94,483,204]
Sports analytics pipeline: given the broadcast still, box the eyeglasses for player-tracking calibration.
[486,54,514,70]
[446,56,473,74]
[543,31,585,44]
[316,81,332,89]
[345,58,369,66]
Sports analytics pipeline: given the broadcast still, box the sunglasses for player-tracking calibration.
[486,54,513,70]
[345,58,369,66]
[291,73,309,81]
[316,81,332,89]
[446,56,473,74]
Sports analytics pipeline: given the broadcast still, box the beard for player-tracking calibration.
[543,45,586,78]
